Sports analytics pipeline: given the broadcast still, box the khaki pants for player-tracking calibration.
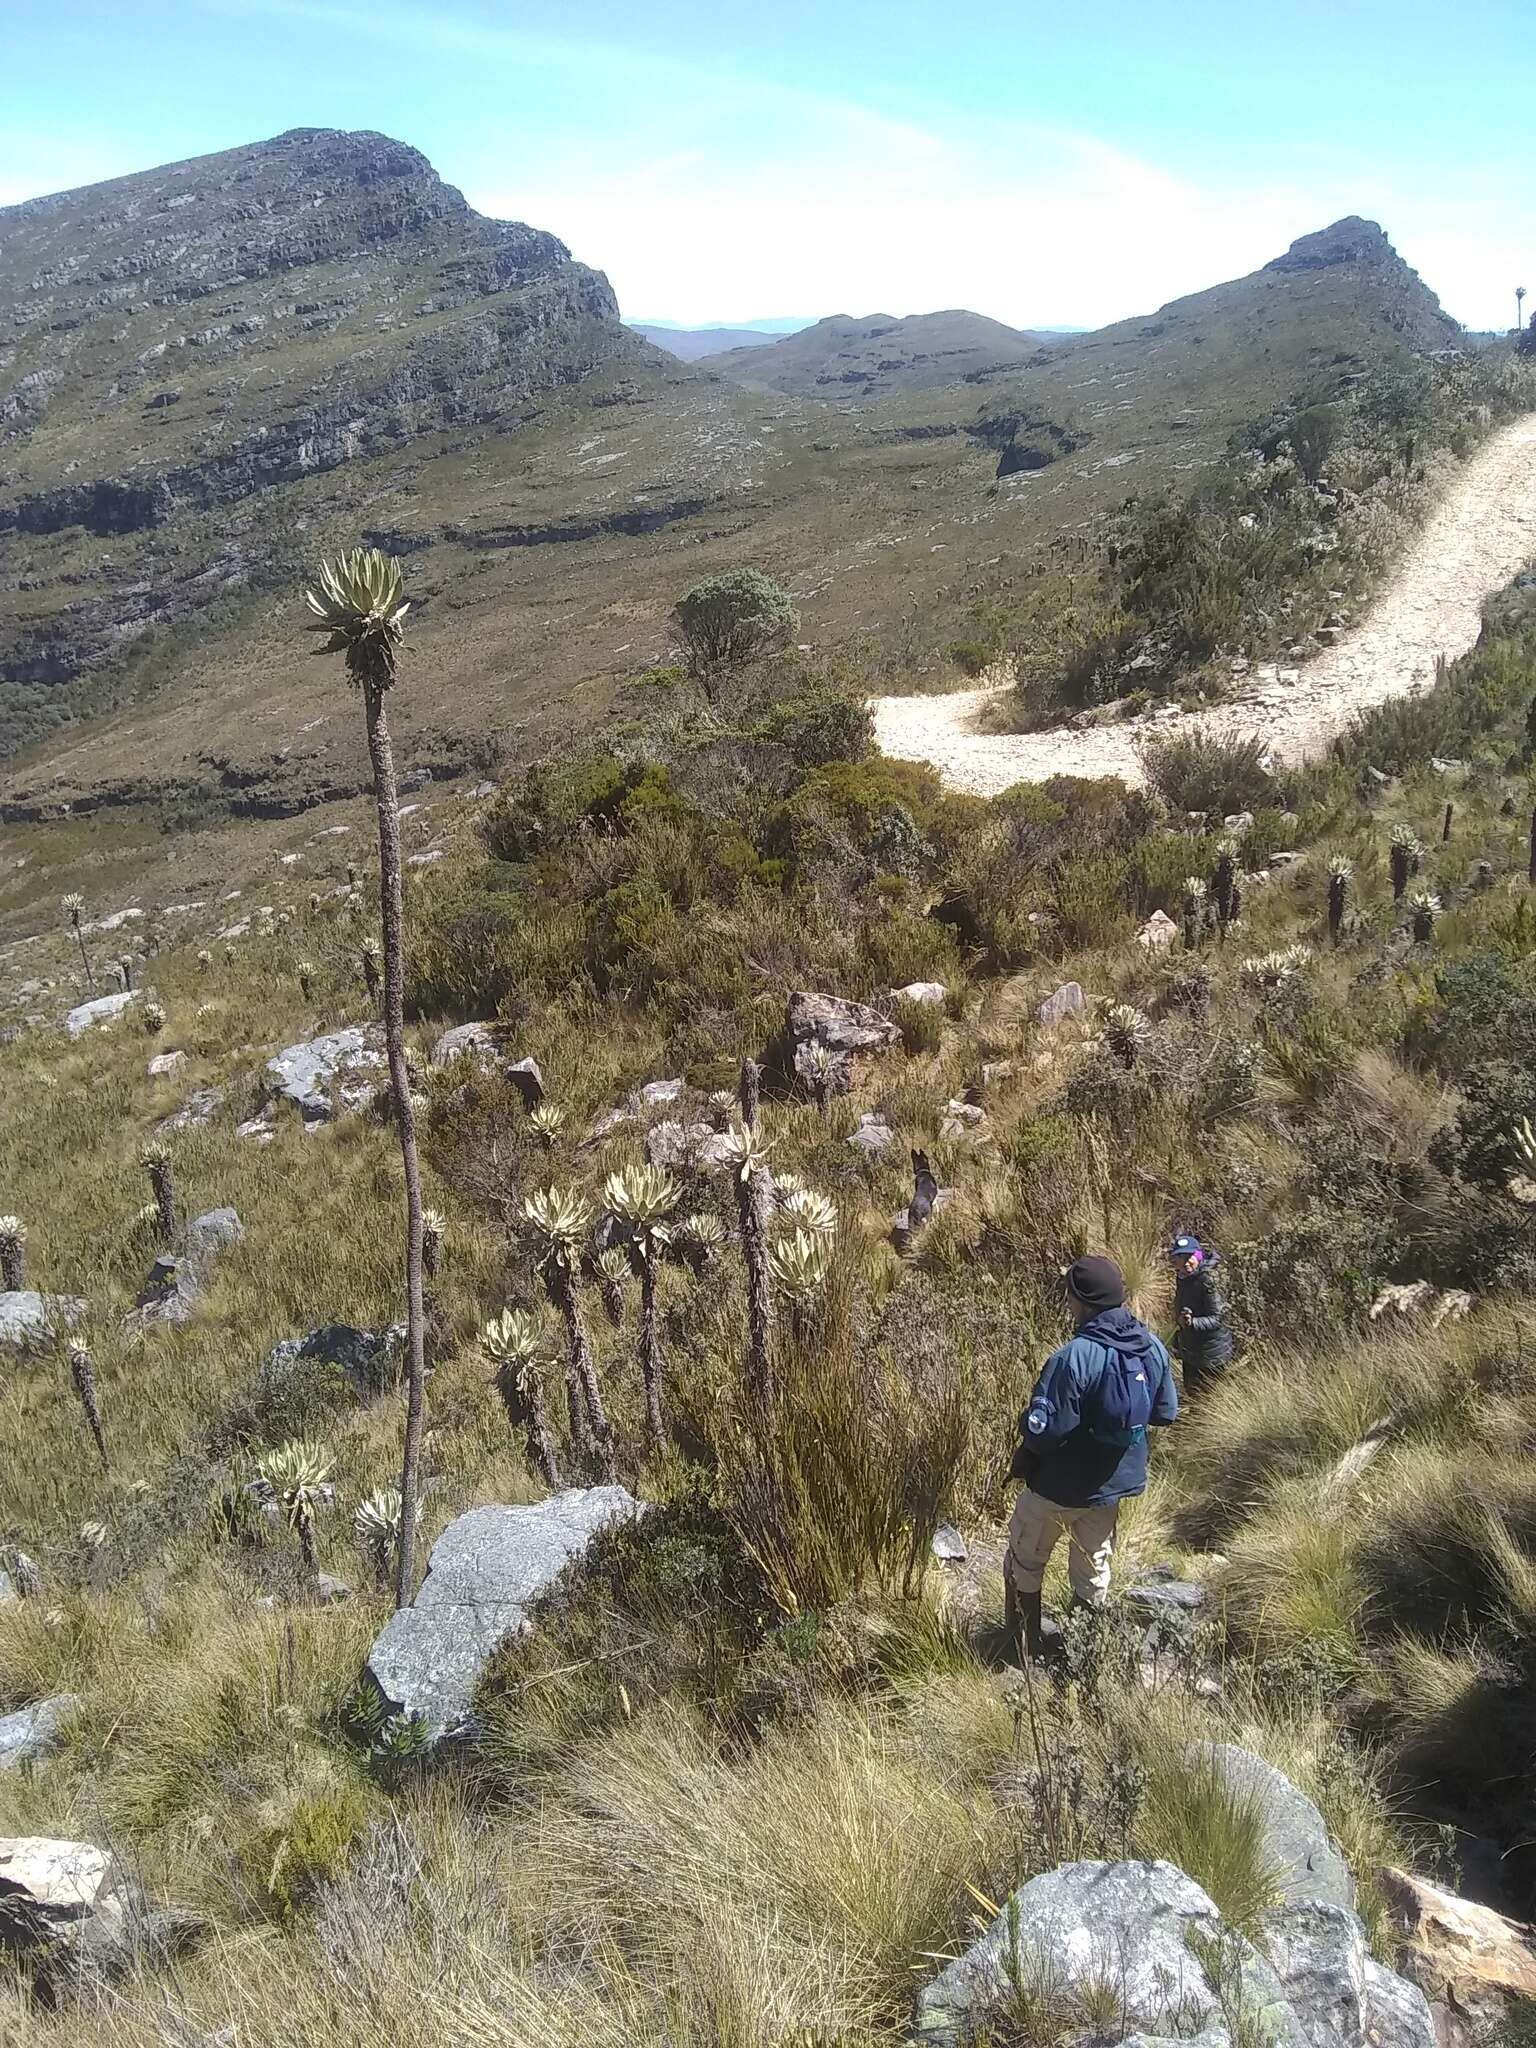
[1006,1488,1119,1607]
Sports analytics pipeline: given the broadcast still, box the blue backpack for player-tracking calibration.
[1086,1338,1155,1449]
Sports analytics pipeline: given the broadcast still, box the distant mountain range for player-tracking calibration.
[633,325,796,361]
[694,309,1057,398]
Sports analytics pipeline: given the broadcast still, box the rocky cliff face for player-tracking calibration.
[0,129,653,752]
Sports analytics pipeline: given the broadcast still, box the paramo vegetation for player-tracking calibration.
[5,543,1536,2040]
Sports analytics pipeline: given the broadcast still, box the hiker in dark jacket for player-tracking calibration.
[1006,1254,1178,1658]
[1166,1233,1233,1397]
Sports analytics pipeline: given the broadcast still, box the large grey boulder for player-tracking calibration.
[186,1206,243,1257]
[1202,1743,1354,1910]
[266,1026,384,1122]
[64,991,137,1037]
[0,1291,86,1348]
[0,1695,78,1771]
[787,990,899,1057]
[363,1489,642,1742]
[1265,1900,1433,2048]
[913,1859,1295,2047]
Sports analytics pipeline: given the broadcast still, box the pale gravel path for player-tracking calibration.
[873,412,1536,795]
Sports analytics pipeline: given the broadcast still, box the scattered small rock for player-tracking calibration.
[1036,981,1085,1026]
[146,1050,186,1077]
[846,1114,895,1158]
[1126,1579,1205,1615]
[0,1835,125,1967]
[891,981,947,1008]
[235,1112,276,1144]
[506,1056,545,1108]
[1136,910,1178,950]
[787,990,900,1058]
[161,1086,224,1133]
[629,1078,686,1113]
[931,1524,968,1564]
[0,1696,78,1771]
[186,1207,243,1257]
[430,1021,501,1070]
[315,1575,353,1606]
[264,1323,404,1402]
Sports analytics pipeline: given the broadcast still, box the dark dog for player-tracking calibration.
[908,1148,939,1228]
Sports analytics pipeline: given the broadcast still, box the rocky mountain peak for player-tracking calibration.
[1266,216,1399,274]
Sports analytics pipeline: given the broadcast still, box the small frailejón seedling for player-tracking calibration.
[258,1440,333,1579]
[604,1162,681,1451]
[62,892,94,992]
[767,1228,833,1336]
[69,1345,108,1469]
[303,545,426,1609]
[596,1247,630,1326]
[675,1211,727,1274]
[139,1140,176,1244]
[1213,839,1240,934]
[1183,875,1208,951]
[297,960,316,1003]
[1389,824,1423,901]
[1409,888,1442,943]
[354,1488,402,1589]
[482,1307,561,1488]
[522,1188,613,1481]
[421,1208,445,1282]
[529,1103,566,1148]
[0,1215,25,1291]
[1104,1003,1151,1069]
[142,997,167,1036]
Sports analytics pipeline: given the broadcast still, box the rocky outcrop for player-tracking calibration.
[363,1489,642,1742]
[913,1753,1435,2048]
[787,990,900,1059]
[1379,1866,1536,2041]
[263,1322,404,1402]
[266,1025,384,1121]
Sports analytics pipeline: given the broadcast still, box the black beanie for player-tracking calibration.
[1066,1255,1125,1312]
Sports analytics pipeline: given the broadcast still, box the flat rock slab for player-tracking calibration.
[1203,1741,1354,1910]
[1126,1579,1206,1615]
[1379,1865,1536,2012]
[0,1292,86,1348]
[787,990,899,1056]
[0,1696,77,1771]
[266,1026,384,1122]
[64,991,137,1037]
[160,1086,224,1133]
[364,1488,642,1742]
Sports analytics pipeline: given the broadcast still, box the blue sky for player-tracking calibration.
[3,0,1532,330]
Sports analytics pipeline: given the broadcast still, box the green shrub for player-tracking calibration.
[673,567,798,674]
[1136,730,1274,818]
[947,639,994,677]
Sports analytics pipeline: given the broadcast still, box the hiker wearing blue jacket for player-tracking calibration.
[1006,1254,1178,1659]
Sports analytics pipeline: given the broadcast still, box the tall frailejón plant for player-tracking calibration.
[604,1162,681,1451]
[1326,854,1353,942]
[69,1345,107,1469]
[523,1188,614,1482]
[139,1141,176,1245]
[722,1118,776,1404]
[303,547,426,1608]
[62,894,94,993]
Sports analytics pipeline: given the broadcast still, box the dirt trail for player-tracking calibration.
[873,412,1536,795]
